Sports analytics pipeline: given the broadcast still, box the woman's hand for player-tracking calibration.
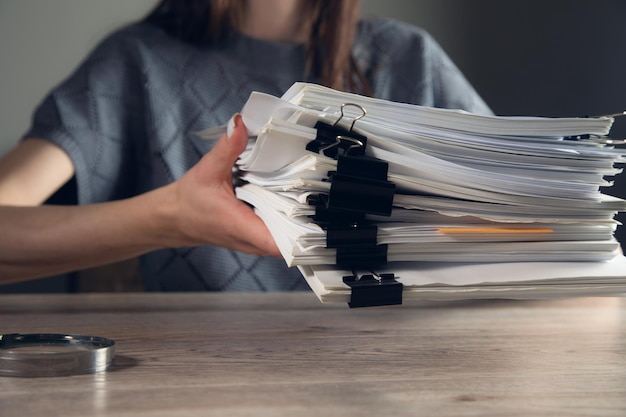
[0,114,280,284]
[158,114,281,257]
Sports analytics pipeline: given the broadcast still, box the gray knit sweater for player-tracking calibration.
[25,17,491,291]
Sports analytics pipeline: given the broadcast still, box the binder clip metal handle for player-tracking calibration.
[333,103,367,132]
[306,102,368,158]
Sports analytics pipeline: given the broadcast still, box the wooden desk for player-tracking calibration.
[1,293,626,416]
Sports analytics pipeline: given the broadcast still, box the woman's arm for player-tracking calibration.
[0,115,280,284]
[0,138,75,206]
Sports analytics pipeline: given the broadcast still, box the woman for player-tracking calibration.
[0,0,490,290]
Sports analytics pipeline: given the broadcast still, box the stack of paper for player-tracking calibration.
[205,83,626,305]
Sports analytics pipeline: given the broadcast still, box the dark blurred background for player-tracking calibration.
[1,0,625,292]
[365,0,626,247]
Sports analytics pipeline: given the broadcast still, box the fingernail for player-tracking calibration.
[227,113,242,140]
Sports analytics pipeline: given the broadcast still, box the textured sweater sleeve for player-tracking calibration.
[23,26,145,204]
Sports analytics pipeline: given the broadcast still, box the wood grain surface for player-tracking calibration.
[1,293,625,416]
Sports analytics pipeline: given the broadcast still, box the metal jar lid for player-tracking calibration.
[0,333,115,377]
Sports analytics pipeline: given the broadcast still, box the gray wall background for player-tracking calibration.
[0,1,625,292]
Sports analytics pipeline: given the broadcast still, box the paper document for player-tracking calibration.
[224,82,626,306]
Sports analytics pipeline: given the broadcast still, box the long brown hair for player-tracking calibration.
[143,0,367,93]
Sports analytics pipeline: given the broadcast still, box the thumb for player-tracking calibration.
[207,113,248,173]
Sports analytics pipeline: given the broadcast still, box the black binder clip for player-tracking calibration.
[306,103,368,158]
[326,167,395,216]
[308,118,396,218]
[306,158,395,219]
[343,272,403,308]
[326,223,378,249]
[326,223,388,269]
[306,102,402,308]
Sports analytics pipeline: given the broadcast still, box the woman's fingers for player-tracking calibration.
[172,114,281,257]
